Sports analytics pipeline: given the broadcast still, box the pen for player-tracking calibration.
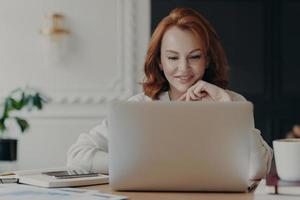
[0,172,16,176]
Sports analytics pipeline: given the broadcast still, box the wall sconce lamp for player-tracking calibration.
[40,13,70,40]
[40,13,71,64]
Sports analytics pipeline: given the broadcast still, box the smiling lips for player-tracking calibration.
[175,75,194,84]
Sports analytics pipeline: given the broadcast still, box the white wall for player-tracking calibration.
[0,0,150,170]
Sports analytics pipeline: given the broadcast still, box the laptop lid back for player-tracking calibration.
[108,101,253,191]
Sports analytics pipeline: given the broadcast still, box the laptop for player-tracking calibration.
[107,101,254,191]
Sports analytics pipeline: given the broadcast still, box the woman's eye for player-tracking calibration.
[189,55,201,59]
[168,56,178,60]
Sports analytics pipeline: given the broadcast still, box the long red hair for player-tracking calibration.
[143,8,229,100]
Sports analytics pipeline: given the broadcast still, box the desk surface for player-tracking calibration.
[82,184,256,200]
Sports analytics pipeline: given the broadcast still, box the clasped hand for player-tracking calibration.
[178,80,231,102]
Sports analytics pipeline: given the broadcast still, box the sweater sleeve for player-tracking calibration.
[226,90,273,179]
[66,93,150,174]
[67,119,109,174]
[248,128,273,180]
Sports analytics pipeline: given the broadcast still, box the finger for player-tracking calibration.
[194,90,206,98]
[195,83,216,101]
[192,88,201,98]
[189,89,198,100]
[177,93,186,101]
[187,89,203,101]
[199,91,208,98]
[194,81,206,96]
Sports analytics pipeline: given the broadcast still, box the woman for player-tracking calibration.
[67,8,272,180]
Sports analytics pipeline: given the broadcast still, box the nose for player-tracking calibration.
[178,58,189,72]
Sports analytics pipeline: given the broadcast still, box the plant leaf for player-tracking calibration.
[1,88,47,134]
[14,117,29,133]
[11,97,23,110]
[33,93,43,109]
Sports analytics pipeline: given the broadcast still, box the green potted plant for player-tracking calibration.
[0,88,47,161]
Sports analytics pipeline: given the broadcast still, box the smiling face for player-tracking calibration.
[160,26,207,100]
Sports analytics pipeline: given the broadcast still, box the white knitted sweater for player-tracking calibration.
[67,90,273,180]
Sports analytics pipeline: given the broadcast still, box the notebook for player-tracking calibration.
[266,162,300,195]
[9,168,109,188]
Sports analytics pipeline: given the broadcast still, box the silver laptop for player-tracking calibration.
[107,101,253,191]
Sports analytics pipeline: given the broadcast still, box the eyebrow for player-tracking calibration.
[165,48,202,54]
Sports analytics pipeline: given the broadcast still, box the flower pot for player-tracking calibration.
[0,139,17,161]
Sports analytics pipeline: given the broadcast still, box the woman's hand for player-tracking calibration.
[178,80,231,102]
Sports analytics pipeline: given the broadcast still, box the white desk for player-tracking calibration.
[82,184,255,200]
[81,181,300,200]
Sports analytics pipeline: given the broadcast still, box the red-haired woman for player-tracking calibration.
[67,8,272,180]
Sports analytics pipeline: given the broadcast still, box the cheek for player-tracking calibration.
[164,67,177,79]
[161,60,176,75]
[190,62,205,72]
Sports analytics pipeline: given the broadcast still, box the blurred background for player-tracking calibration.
[152,0,300,145]
[0,0,299,170]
